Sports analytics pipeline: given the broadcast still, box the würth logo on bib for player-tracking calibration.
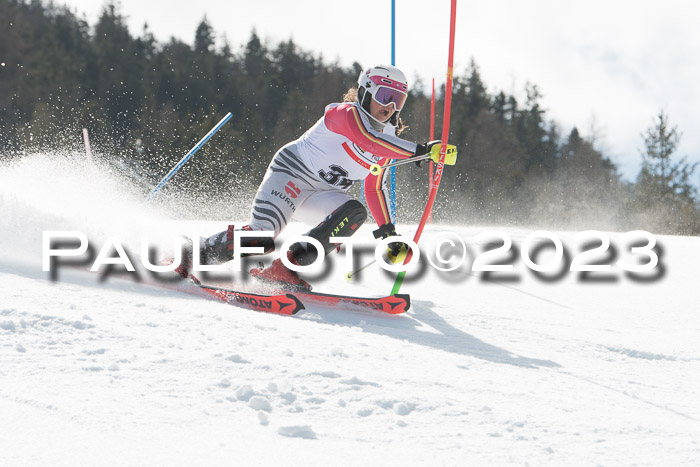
[285,181,301,199]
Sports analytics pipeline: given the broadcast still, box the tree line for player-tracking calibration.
[1,0,698,234]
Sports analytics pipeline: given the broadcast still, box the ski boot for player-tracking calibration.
[175,225,274,280]
[162,237,200,284]
[250,251,312,292]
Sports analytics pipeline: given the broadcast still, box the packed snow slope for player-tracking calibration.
[1,154,699,466]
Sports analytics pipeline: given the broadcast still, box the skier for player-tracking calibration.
[180,65,457,291]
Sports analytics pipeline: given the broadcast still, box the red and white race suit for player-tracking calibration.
[247,101,418,236]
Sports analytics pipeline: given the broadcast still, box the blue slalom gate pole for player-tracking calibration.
[146,112,232,202]
[360,0,397,217]
[389,0,397,223]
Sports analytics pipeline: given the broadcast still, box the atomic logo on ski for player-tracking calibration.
[199,285,305,315]
[293,291,410,315]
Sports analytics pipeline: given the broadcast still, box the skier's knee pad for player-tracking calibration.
[291,200,367,266]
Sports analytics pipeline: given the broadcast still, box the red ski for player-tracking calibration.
[293,291,410,315]
[196,284,304,315]
[152,270,407,316]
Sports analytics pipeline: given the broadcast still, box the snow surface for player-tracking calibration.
[1,154,699,465]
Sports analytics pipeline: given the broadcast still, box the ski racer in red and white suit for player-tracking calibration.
[189,65,455,290]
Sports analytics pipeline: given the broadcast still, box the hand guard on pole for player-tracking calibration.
[413,140,458,167]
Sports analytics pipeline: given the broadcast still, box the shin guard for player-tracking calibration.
[290,200,368,266]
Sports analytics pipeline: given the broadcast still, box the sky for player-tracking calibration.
[58,0,700,183]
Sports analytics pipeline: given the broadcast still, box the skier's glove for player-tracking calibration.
[413,140,441,167]
[372,223,409,264]
[413,140,458,167]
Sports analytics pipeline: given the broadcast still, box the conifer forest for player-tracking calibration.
[1,0,698,234]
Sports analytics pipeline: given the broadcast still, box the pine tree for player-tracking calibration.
[638,112,697,201]
[512,83,557,174]
[194,18,215,55]
[634,112,699,234]
[92,2,144,143]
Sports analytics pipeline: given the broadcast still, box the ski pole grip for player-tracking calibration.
[369,164,382,175]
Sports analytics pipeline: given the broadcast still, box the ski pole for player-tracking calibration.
[146,112,232,202]
[345,258,377,281]
[345,246,408,281]
[369,153,433,175]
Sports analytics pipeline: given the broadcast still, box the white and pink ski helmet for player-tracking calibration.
[357,65,409,122]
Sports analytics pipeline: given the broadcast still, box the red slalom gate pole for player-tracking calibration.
[391,0,457,295]
[428,77,436,224]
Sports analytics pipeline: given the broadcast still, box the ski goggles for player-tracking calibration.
[372,86,408,111]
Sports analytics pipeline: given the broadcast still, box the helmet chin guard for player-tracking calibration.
[357,65,408,125]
